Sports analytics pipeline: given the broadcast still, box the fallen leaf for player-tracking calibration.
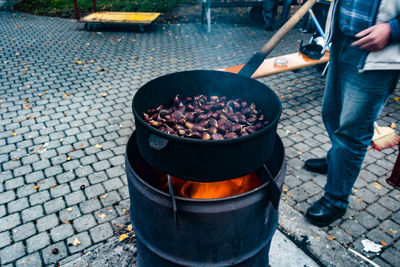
[98,213,106,220]
[389,228,398,234]
[283,188,289,192]
[95,144,103,149]
[76,61,83,64]
[297,151,303,155]
[72,237,81,246]
[51,184,57,189]
[66,208,72,212]
[12,132,17,136]
[101,193,109,199]
[127,224,133,232]
[62,93,69,99]
[119,234,129,241]
[66,157,71,161]
[328,235,336,241]
[97,67,104,71]
[89,60,94,63]
[101,93,108,97]
[62,220,70,224]
[59,138,63,142]
[380,241,387,246]
[170,59,174,63]
[33,185,40,190]
[373,182,382,189]
[122,208,127,214]
[394,97,399,102]
[391,122,396,129]
[132,39,136,42]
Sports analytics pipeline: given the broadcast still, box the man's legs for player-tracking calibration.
[306,32,399,225]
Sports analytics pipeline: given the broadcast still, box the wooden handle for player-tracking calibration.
[260,0,319,55]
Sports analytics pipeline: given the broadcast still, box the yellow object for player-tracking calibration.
[80,12,161,24]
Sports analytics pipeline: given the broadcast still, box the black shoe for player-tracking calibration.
[304,158,328,174]
[305,197,346,227]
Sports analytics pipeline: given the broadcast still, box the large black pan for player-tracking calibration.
[132,0,317,181]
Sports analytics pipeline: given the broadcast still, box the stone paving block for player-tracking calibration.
[0,190,16,205]
[29,190,50,206]
[0,242,26,265]
[73,214,97,232]
[354,211,379,230]
[0,231,11,249]
[366,229,393,246]
[12,222,36,242]
[41,242,68,265]
[378,196,400,212]
[26,232,50,253]
[80,155,97,166]
[95,207,118,223]
[373,258,393,267]
[340,220,367,238]
[62,159,81,172]
[21,205,44,223]
[89,223,114,243]
[36,177,57,191]
[103,178,124,192]
[381,248,400,266]
[32,159,50,171]
[44,197,66,214]
[44,165,63,178]
[7,197,29,217]
[50,184,71,198]
[100,190,122,207]
[380,220,400,239]
[75,165,94,177]
[106,166,125,178]
[65,190,86,206]
[36,214,59,232]
[5,177,24,190]
[60,205,81,222]
[56,171,75,184]
[85,184,106,199]
[13,165,32,177]
[88,171,108,184]
[24,171,44,184]
[79,198,102,214]
[118,186,129,199]
[92,160,111,172]
[0,213,21,232]
[50,223,74,242]
[15,252,42,267]
[355,188,378,204]
[366,203,391,220]
[67,232,93,253]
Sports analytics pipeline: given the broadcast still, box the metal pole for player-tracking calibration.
[73,0,80,20]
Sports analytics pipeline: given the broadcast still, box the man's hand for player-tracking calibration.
[351,23,392,51]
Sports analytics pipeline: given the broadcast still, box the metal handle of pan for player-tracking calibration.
[238,0,319,77]
[149,134,169,150]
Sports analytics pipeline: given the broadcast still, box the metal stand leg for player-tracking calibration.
[321,61,329,77]
[167,175,179,228]
[206,0,211,33]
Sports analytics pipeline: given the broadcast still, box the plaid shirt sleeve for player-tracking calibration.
[389,17,400,42]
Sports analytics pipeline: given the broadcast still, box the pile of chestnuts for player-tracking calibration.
[143,95,270,140]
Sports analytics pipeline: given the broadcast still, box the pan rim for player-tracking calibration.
[132,69,282,145]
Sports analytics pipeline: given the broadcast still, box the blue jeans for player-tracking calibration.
[322,31,399,209]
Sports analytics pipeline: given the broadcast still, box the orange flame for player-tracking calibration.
[160,173,260,199]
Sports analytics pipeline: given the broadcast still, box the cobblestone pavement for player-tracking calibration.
[0,10,399,267]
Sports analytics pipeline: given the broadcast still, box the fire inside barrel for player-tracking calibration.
[159,173,261,199]
[143,94,270,140]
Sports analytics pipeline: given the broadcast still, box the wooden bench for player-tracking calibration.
[219,51,329,77]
